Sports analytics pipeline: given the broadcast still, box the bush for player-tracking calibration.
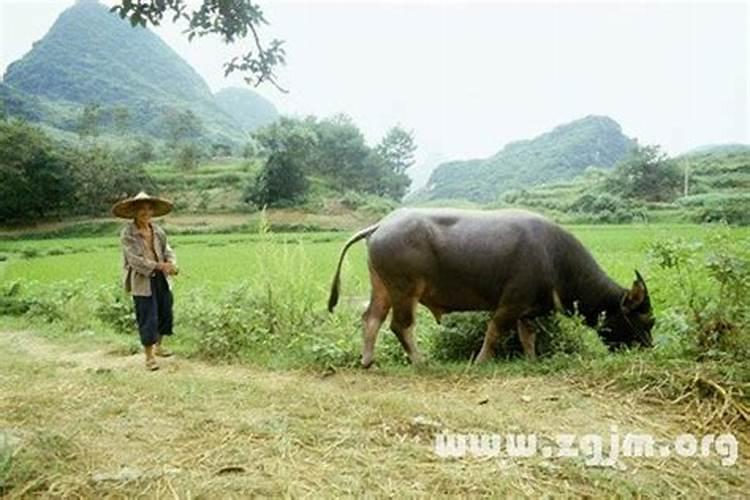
[339,191,368,210]
[193,286,269,361]
[25,284,75,323]
[95,285,135,335]
[20,248,39,259]
[677,194,750,225]
[429,311,607,361]
[695,205,750,226]
[0,282,32,316]
[189,281,317,361]
[648,233,750,362]
[569,192,640,223]
[430,312,490,361]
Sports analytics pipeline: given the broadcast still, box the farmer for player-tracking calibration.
[112,192,179,371]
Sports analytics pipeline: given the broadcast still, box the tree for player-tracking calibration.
[111,0,286,91]
[312,114,372,186]
[376,125,417,175]
[174,143,203,171]
[0,120,74,223]
[241,138,259,159]
[77,103,102,138]
[247,117,317,206]
[246,153,309,207]
[211,143,233,157]
[67,145,156,215]
[372,125,416,199]
[163,108,203,147]
[606,145,682,202]
[131,136,156,165]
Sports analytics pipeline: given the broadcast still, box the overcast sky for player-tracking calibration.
[1,0,748,170]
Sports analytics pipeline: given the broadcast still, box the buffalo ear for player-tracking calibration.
[622,271,647,312]
[634,269,648,290]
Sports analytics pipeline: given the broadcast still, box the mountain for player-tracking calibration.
[1,0,245,144]
[404,152,447,195]
[214,87,279,132]
[421,115,636,203]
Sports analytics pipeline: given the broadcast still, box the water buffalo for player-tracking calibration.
[328,208,655,367]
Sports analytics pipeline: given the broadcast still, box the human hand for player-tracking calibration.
[158,262,178,276]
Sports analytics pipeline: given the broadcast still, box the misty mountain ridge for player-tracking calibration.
[1,0,277,144]
[420,115,636,203]
[214,87,279,133]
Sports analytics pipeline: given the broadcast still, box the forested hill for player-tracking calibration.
[1,0,275,145]
[421,115,636,203]
[215,87,279,133]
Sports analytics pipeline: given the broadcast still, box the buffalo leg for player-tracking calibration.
[475,305,521,364]
[517,319,537,360]
[390,297,423,364]
[361,269,391,368]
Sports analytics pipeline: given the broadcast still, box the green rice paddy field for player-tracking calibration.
[2,223,747,304]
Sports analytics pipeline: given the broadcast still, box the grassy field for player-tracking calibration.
[1,221,749,496]
[2,223,743,296]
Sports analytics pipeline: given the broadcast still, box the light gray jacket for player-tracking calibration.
[120,222,177,297]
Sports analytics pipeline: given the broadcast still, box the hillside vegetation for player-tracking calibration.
[0,0,276,147]
[215,87,280,133]
[421,115,635,203]
[496,148,750,225]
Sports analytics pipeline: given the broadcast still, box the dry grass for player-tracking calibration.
[0,330,748,498]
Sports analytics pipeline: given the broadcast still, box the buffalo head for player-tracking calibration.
[598,270,655,349]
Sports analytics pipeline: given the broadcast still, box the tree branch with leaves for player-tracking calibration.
[111,0,287,92]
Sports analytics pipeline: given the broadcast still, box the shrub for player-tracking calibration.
[24,281,96,330]
[428,311,606,361]
[305,329,361,368]
[647,233,750,362]
[191,283,287,361]
[569,192,640,223]
[95,285,135,335]
[20,248,39,259]
[536,313,608,360]
[339,191,368,210]
[430,312,490,361]
[676,193,750,225]
[695,205,750,226]
[0,282,31,316]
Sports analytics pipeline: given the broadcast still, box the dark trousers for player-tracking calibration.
[133,272,174,347]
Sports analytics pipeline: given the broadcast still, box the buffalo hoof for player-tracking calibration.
[408,353,425,365]
[474,349,493,364]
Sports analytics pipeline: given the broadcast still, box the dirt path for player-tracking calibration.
[0,330,747,498]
